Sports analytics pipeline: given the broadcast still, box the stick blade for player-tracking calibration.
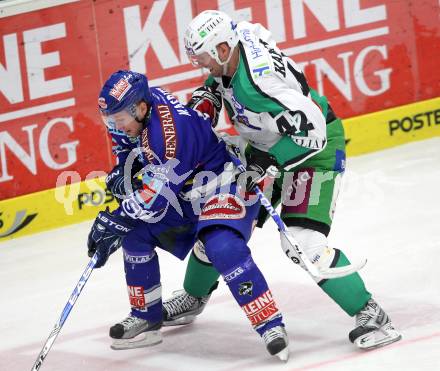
[316,258,367,279]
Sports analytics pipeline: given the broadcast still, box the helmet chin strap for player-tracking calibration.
[222,62,229,76]
[135,105,152,128]
[218,46,235,75]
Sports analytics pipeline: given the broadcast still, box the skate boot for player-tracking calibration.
[349,299,402,349]
[162,289,211,326]
[109,314,163,350]
[262,326,289,361]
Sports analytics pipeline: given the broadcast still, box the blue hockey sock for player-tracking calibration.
[123,248,162,323]
[201,227,284,335]
[224,255,284,335]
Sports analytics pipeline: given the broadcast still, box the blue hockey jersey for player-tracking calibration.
[108,87,232,220]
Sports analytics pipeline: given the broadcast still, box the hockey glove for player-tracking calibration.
[243,151,279,193]
[187,86,222,128]
[87,209,134,268]
[106,164,143,203]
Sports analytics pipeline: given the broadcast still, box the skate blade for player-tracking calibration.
[355,328,402,350]
[275,347,289,362]
[111,330,163,350]
[163,315,196,327]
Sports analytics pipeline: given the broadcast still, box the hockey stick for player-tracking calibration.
[31,252,99,371]
[231,155,366,279]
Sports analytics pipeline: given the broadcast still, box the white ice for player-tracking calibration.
[1,138,440,371]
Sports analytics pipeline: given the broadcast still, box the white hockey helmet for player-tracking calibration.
[184,10,239,66]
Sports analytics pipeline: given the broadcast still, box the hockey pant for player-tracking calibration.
[199,226,283,335]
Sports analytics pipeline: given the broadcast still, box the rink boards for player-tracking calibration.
[1,96,439,241]
[344,97,440,156]
[1,0,440,240]
[2,0,440,200]
[0,177,116,240]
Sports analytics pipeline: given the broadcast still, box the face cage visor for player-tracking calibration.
[186,46,234,71]
[187,51,215,67]
[100,103,138,130]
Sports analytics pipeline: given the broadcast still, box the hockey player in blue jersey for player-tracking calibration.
[87,70,289,360]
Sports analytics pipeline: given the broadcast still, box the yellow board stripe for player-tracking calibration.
[1,98,439,241]
[0,177,118,241]
[344,97,440,156]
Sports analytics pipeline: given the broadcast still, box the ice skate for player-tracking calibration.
[262,326,289,361]
[349,299,402,349]
[162,289,211,326]
[109,314,163,350]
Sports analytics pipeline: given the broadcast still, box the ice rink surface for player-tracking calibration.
[1,138,440,371]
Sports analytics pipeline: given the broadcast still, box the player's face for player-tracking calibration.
[119,119,143,137]
[101,103,146,137]
[189,52,223,77]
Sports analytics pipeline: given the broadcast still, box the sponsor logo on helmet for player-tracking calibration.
[109,78,132,101]
[98,97,107,109]
[200,194,246,220]
[197,15,222,34]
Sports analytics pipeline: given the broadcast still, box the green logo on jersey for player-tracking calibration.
[252,62,270,79]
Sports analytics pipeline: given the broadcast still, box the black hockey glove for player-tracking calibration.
[106,164,143,203]
[87,209,134,268]
[187,86,222,128]
[243,150,279,193]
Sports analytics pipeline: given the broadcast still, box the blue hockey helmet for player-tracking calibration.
[98,70,152,130]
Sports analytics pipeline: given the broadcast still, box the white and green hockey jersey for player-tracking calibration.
[207,21,333,170]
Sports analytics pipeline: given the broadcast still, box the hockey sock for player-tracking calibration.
[123,248,163,323]
[201,227,283,335]
[319,249,372,316]
[227,257,284,335]
[183,251,220,297]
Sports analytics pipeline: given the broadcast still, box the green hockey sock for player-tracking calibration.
[319,249,372,316]
[183,252,220,297]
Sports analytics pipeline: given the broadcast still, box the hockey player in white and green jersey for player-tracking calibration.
[163,10,401,350]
